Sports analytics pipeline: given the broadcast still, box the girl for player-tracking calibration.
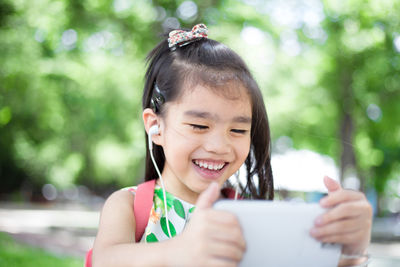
[92,24,372,267]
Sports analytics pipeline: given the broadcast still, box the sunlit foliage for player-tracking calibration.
[1,0,399,214]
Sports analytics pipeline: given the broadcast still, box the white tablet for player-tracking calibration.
[214,200,342,267]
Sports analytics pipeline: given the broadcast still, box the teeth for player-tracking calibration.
[194,160,225,171]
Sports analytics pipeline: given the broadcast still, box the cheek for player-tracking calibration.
[164,124,202,146]
[235,137,251,162]
[163,129,202,157]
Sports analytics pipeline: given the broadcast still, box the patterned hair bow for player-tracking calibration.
[168,24,208,50]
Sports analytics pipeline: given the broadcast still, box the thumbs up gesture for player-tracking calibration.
[310,176,372,264]
[195,182,221,209]
[169,182,246,267]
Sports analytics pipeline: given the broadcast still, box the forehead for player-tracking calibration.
[168,83,252,119]
[173,62,250,102]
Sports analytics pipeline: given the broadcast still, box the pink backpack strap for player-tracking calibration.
[85,249,92,267]
[84,179,156,267]
[134,179,156,242]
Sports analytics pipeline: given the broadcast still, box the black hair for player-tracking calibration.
[142,29,274,200]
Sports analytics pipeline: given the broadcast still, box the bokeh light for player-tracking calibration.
[177,1,198,21]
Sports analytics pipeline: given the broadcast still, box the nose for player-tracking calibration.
[203,131,232,155]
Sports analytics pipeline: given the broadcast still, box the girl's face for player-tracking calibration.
[157,83,252,203]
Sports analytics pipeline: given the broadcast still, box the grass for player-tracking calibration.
[0,232,83,267]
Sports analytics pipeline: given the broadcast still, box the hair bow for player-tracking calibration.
[168,24,208,50]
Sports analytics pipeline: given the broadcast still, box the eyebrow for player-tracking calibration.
[183,110,251,124]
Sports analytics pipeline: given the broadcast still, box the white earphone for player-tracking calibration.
[148,125,159,150]
[147,124,172,239]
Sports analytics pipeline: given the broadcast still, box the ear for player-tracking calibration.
[143,108,163,146]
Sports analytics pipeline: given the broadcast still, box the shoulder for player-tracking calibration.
[101,189,135,218]
[99,190,135,223]
[94,190,137,249]
[100,190,135,220]
[121,185,138,194]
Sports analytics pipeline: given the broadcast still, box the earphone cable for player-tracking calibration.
[234,168,240,200]
[149,144,173,238]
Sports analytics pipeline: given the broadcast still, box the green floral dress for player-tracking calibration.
[124,186,195,243]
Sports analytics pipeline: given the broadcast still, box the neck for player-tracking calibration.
[158,179,199,205]
[158,168,200,205]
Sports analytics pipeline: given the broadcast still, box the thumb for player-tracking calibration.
[324,176,342,193]
[195,182,220,210]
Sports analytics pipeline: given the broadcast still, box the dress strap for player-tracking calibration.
[221,188,243,199]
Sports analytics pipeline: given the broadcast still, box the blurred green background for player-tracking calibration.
[1,0,399,217]
[1,0,400,265]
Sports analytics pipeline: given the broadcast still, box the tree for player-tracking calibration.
[1,0,399,215]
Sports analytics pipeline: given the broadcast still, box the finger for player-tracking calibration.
[210,224,246,250]
[203,210,242,225]
[316,200,371,225]
[195,182,220,210]
[320,190,366,208]
[207,258,237,267]
[310,218,363,238]
[323,176,342,193]
[196,210,246,249]
[315,229,366,245]
[209,242,245,263]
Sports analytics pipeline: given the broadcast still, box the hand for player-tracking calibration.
[310,176,373,255]
[169,182,246,267]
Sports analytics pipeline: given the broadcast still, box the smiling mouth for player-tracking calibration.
[193,159,227,171]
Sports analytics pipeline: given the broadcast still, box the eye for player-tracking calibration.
[231,129,248,134]
[190,124,208,130]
